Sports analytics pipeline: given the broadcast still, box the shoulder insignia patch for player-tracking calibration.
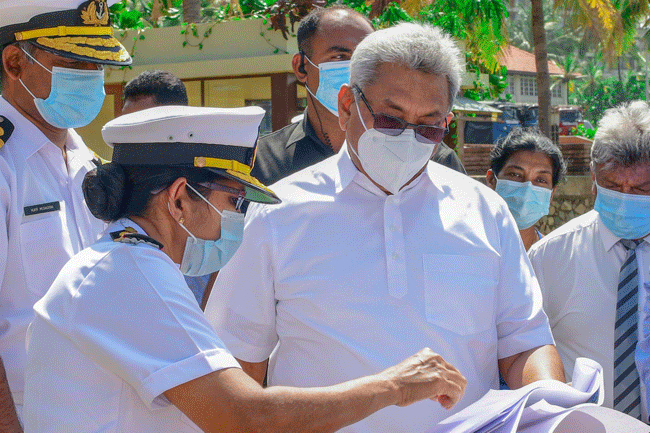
[110,227,163,249]
[0,116,15,149]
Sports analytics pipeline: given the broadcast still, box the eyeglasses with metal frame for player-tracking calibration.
[353,85,448,145]
[198,182,246,212]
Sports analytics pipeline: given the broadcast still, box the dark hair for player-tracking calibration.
[123,70,188,106]
[490,127,567,187]
[83,163,221,222]
[297,6,372,56]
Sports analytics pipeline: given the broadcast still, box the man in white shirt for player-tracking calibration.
[528,100,650,422]
[0,1,131,429]
[206,22,565,433]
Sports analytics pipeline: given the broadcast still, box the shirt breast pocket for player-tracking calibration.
[19,206,70,298]
[422,254,497,336]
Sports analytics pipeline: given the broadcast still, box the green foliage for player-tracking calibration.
[571,123,597,139]
[574,73,646,124]
[110,2,146,29]
[375,2,413,27]
[240,0,268,16]
[108,0,510,95]
[416,0,508,74]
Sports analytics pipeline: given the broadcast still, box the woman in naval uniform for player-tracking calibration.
[21,105,466,433]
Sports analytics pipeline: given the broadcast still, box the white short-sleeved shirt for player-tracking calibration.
[23,220,240,433]
[0,97,105,406]
[528,210,650,417]
[205,145,554,433]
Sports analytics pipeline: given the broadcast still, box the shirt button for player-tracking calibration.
[390,224,398,232]
[391,252,400,260]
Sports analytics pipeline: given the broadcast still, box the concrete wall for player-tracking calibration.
[537,175,594,234]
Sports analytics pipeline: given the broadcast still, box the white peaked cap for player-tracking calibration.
[102,105,280,205]
[102,105,265,148]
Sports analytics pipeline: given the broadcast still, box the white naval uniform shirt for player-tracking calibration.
[206,144,554,433]
[0,97,105,407]
[23,220,240,433]
[528,209,650,418]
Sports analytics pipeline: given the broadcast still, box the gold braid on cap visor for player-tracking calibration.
[14,26,129,63]
[14,26,113,40]
[194,157,271,191]
[34,36,130,63]
[194,157,251,174]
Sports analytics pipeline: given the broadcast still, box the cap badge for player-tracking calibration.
[80,0,109,26]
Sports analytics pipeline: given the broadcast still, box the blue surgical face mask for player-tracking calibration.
[594,182,650,240]
[177,184,245,276]
[304,56,350,117]
[495,179,552,230]
[19,49,105,129]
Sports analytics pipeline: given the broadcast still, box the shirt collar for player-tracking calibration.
[424,158,451,194]
[0,96,51,159]
[108,218,149,237]
[335,142,358,194]
[595,211,649,251]
[286,111,334,155]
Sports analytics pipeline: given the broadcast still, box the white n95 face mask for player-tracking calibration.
[349,98,437,195]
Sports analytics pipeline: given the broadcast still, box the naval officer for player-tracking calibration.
[0,0,131,428]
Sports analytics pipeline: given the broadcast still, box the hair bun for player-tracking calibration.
[82,163,126,222]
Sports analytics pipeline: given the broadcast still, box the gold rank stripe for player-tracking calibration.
[194,157,252,175]
[227,170,275,192]
[15,26,113,41]
[35,37,130,62]
[37,36,121,48]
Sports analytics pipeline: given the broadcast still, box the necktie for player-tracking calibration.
[614,239,643,419]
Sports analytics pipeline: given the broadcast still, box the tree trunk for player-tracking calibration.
[183,0,201,23]
[151,0,163,25]
[531,0,551,137]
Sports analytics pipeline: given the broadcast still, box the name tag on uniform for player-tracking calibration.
[24,201,61,216]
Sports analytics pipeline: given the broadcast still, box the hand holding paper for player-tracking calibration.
[429,358,607,433]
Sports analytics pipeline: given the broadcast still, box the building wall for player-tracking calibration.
[75,20,472,160]
[505,73,567,105]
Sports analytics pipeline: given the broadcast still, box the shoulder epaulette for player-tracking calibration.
[0,116,15,148]
[92,151,110,167]
[110,227,163,249]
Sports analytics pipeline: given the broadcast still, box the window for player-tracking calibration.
[551,83,562,98]
[520,77,538,96]
[245,99,272,135]
[506,78,516,96]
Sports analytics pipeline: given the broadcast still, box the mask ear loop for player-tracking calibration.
[19,48,52,100]
[301,53,319,99]
[348,96,369,165]
[21,48,51,74]
[185,183,224,217]
[354,93,370,132]
[168,202,197,241]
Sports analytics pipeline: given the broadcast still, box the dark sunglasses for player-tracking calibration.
[199,182,246,212]
[353,85,448,144]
